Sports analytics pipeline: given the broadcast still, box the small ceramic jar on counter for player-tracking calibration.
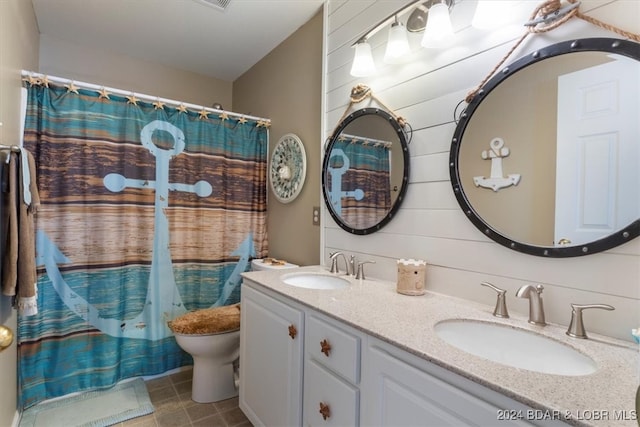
[396,259,426,296]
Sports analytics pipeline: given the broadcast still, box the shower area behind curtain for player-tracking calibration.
[18,79,268,408]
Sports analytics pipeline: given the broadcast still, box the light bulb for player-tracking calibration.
[421,2,454,49]
[350,41,376,77]
[384,21,411,64]
[472,1,510,30]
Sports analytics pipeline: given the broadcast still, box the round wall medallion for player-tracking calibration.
[269,133,306,203]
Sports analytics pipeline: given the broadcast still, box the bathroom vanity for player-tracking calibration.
[239,266,638,427]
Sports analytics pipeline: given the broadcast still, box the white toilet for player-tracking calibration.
[169,259,297,403]
[250,257,298,272]
[169,304,241,403]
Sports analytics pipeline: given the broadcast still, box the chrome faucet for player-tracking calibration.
[516,284,546,326]
[566,303,615,339]
[480,282,509,318]
[329,252,351,275]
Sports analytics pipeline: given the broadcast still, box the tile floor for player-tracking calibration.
[117,368,253,427]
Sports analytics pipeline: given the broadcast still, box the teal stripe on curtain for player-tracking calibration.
[18,83,268,408]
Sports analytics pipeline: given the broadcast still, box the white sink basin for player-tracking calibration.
[281,273,350,290]
[434,320,597,376]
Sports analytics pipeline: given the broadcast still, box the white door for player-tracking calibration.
[555,57,640,246]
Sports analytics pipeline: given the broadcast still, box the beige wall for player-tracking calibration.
[233,9,323,267]
[39,35,233,109]
[0,0,39,424]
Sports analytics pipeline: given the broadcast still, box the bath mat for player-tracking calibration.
[19,378,154,427]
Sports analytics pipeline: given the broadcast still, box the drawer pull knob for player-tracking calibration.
[319,402,331,420]
[320,339,331,356]
[288,324,297,339]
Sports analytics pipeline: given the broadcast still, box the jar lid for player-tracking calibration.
[397,258,426,266]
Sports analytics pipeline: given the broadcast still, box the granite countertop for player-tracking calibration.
[241,265,639,427]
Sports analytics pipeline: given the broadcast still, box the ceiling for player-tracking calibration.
[30,0,324,82]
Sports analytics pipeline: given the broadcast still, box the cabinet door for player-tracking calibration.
[239,283,304,427]
[362,339,543,427]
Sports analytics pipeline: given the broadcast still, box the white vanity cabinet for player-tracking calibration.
[303,313,362,426]
[361,337,569,427]
[240,278,570,427]
[239,283,304,427]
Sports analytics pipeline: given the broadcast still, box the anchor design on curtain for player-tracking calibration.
[19,81,268,409]
[327,148,364,216]
[326,140,392,229]
[35,120,255,340]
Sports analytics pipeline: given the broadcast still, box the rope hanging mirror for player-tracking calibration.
[329,84,413,146]
[323,85,412,234]
[463,0,640,107]
[450,0,640,257]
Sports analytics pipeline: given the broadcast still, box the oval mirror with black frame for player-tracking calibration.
[450,38,640,257]
[323,108,410,235]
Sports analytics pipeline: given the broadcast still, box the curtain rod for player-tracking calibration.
[340,133,393,148]
[21,70,271,124]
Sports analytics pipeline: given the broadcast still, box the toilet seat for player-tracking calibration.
[168,303,240,335]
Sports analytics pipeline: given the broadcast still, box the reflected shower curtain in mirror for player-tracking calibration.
[18,82,268,408]
[329,138,391,229]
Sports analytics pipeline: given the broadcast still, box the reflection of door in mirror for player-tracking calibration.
[555,58,640,246]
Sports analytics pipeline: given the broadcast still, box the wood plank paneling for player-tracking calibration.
[323,0,640,341]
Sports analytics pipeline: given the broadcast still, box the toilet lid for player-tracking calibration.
[168,303,240,335]
[251,258,298,270]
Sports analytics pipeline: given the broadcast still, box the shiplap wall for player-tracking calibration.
[322,0,640,342]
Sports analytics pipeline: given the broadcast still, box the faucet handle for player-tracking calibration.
[566,303,615,339]
[355,261,375,280]
[329,252,341,274]
[480,282,509,318]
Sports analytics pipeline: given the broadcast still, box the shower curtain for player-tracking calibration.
[18,80,268,408]
[328,138,391,229]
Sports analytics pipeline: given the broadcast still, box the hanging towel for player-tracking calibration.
[0,153,5,286]
[20,147,32,206]
[2,150,40,316]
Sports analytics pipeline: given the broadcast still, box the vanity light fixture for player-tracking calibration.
[421,0,455,48]
[472,0,523,30]
[349,0,458,77]
[384,16,411,64]
[471,0,504,29]
[350,40,377,77]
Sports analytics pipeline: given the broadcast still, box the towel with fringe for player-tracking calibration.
[2,149,40,316]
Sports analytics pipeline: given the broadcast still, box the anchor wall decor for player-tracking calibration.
[473,137,521,192]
